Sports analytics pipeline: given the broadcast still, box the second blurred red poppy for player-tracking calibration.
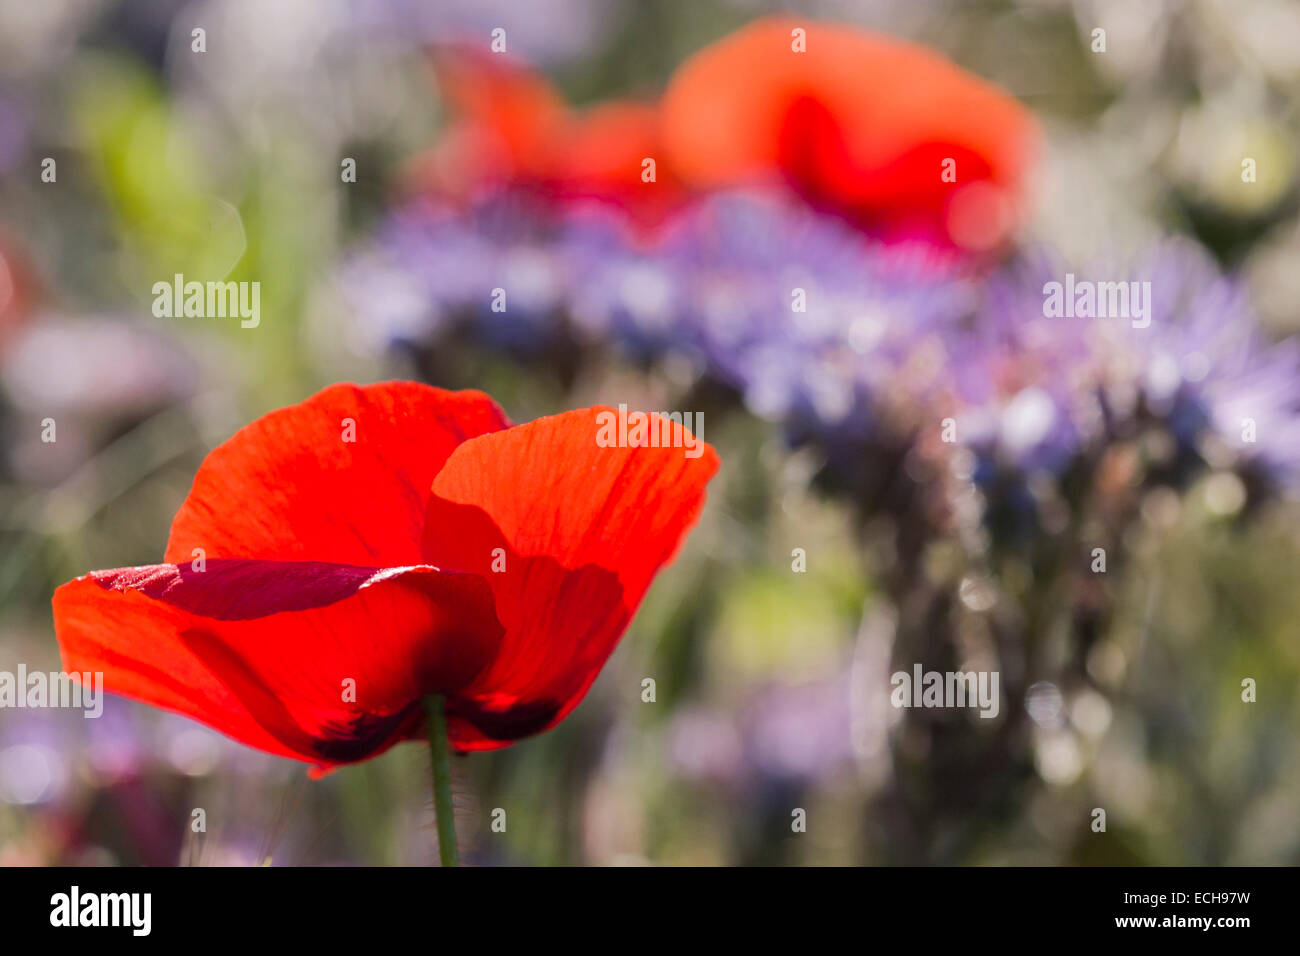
[661,18,1039,250]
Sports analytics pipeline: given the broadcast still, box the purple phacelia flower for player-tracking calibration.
[345,189,1300,498]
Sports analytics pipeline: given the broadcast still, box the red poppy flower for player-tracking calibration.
[660,18,1039,250]
[0,230,37,352]
[413,48,686,229]
[52,382,718,772]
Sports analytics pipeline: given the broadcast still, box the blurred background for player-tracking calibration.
[1,0,1299,866]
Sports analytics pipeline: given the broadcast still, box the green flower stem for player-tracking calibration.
[423,694,459,866]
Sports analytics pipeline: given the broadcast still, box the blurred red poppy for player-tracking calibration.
[420,19,1038,250]
[0,230,37,352]
[414,48,686,228]
[661,18,1039,250]
[52,382,717,771]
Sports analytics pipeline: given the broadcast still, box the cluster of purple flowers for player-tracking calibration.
[952,243,1300,493]
[344,189,1300,498]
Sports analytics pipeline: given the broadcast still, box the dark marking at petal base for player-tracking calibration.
[449,698,563,741]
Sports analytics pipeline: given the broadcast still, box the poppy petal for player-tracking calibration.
[553,102,686,227]
[164,382,510,567]
[661,18,1038,243]
[420,407,719,749]
[52,560,504,767]
[430,48,569,190]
